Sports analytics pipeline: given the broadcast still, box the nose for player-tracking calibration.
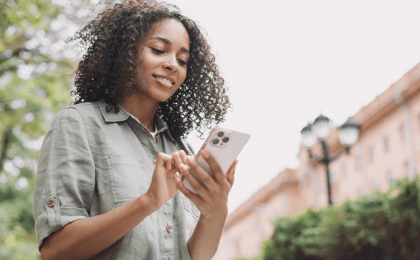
[162,54,178,72]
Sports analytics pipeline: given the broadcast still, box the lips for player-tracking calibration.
[153,74,175,88]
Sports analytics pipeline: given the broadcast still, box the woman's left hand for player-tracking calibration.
[176,150,238,219]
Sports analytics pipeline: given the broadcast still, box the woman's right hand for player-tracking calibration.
[145,150,187,209]
[40,150,188,260]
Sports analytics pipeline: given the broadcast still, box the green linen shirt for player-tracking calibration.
[33,100,200,260]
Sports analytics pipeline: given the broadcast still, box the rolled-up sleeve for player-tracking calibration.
[33,107,95,250]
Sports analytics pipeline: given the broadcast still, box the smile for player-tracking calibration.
[153,75,175,88]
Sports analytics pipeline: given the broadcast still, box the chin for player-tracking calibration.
[139,85,176,103]
[155,93,175,103]
[156,88,179,102]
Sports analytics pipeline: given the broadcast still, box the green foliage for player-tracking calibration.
[0,0,90,258]
[259,176,420,260]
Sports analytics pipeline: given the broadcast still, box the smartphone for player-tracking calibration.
[183,126,251,193]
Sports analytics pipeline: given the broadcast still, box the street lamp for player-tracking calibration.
[301,115,360,206]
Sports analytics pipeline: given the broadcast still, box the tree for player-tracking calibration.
[0,0,91,258]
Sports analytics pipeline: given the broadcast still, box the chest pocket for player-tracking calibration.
[105,155,150,203]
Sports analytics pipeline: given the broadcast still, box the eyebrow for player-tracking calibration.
[150,36,190,54]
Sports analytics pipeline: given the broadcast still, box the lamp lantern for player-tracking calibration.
[338,117,360,147]
[301,123,317,148]
[312,114,331,140]
[300,114,360,206]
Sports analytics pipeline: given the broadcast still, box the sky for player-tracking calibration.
[76,0,420,214]
[156,0,420,213]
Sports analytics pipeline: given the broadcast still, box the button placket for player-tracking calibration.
[162,202,172,234]
[166,224,172,233]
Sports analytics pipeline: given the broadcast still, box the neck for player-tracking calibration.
[121,93,159,132]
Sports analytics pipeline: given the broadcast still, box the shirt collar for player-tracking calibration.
[96,100,176,142]
[153,114,175,142]
[97,100,130,122]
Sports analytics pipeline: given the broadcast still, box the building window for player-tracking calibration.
[400,124,406,142]
[354,153,362,172]
[383,136,390,153]
[368,146,374,163]
[405,162,410,179]
[341,164,348,179]
[388,169,394,187]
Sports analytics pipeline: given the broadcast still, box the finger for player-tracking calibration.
[166,156,173,170]
[226,159,238,186]
[156,153,173,170]
[200,150,224,183]
[175,167,203,205]
[179,163,212,199]
[173,151,187,170]
[157,153,172,169]
[173,171,181,181]
[170,168,180,176]
[185,156,216,192]
[178,150,188,168]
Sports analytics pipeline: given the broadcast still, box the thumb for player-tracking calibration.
[226,159,238,186]
[156,153,173,170]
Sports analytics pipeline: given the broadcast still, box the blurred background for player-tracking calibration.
[1,0,420,259]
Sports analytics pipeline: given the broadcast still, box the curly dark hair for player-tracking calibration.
[67,0,230,139]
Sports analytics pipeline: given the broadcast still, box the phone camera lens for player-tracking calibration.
[217,132,224,137]
[213,139,219,145]
[222,137,229,143]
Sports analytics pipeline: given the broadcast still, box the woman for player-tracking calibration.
[33,1,236,259]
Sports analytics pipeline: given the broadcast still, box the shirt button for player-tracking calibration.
[156,135,160,143]
[47,199,55,208]
[153,159,157,165]
[166,224,172,233]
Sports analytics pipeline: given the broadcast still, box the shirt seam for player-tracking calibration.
[90,188,113,205]
[66,106,96,211]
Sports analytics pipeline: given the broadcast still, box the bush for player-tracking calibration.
[259,176,420,260]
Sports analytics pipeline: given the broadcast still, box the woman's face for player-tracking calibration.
[134,18,190,103]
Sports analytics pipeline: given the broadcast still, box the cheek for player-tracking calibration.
[138,51,156,72]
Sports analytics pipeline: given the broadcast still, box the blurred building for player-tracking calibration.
[213,62,420,260]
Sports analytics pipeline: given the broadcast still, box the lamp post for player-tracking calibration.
[301,115,360,206]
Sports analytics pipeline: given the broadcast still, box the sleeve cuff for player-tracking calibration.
[35,195,89,250]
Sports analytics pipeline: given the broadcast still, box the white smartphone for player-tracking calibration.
[183,126,251,193]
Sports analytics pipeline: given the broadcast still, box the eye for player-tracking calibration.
[151,48,164,54]
[178,58,188,65]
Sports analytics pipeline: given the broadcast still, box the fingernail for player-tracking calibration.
[201,150,209,158]
[186,156,192,165]
[180,164,188,171]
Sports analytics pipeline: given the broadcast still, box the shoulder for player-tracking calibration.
[54,102,97,117]
[68,101,100,117]
[52,102,102,127]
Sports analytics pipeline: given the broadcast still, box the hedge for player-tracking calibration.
[254,176,420,260]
